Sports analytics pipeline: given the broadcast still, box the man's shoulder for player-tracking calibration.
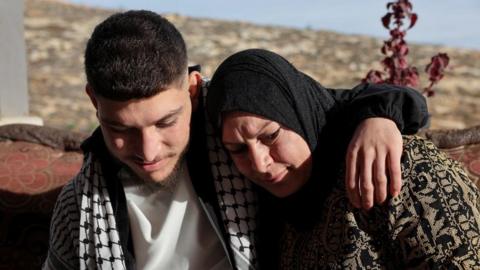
[53,174,84,220]
[46,175,82,270]
[54,152,97,211]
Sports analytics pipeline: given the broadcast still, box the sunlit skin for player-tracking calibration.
[222,111,313,198]
[86,72,201,184]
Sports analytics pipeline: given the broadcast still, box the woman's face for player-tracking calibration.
[222,111,313,198]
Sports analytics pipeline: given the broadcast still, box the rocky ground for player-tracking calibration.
[24,0,480,133]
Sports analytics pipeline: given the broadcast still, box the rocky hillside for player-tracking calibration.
[24,0,480,133]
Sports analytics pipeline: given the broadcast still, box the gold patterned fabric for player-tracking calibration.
[279,136,480,269]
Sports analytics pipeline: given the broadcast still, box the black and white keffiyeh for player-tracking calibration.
[202,83,259,268]
[78,154,127,269]
[43,152,128,270]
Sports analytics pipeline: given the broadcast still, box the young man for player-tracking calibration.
[43,10,428,270]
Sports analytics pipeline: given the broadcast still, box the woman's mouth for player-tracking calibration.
[263,169,288,184]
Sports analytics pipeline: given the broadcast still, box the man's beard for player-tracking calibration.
[129,142,189,191]
[152,150,185,190]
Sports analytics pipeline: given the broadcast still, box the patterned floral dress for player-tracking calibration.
[276,136,480,269]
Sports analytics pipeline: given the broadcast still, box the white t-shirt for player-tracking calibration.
[122,162,231,270]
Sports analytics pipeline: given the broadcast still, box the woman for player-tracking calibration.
[206,49,480,269]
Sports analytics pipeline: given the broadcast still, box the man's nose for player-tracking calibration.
[248,145,272,173]
[138,128,159,162]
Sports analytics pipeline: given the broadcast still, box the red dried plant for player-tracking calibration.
[363,0,450,97]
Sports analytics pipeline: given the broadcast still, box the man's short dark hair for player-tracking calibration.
[85,10,188,100]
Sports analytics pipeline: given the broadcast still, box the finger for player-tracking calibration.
[346,145,361,208]
[388,150,402,197]
[373,151,388,205]
[360,149,374,210]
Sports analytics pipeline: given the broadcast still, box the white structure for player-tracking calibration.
[0,0,42,126]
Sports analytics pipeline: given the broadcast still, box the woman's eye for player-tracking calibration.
[263,128,281,143]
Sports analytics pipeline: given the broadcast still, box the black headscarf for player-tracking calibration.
[206,49,336,152]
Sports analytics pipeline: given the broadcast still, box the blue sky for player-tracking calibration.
[69,0,480,50]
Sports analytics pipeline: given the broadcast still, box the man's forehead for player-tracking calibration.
[96,88,188,122]
[99,105,184,126]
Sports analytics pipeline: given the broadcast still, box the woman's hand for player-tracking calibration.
[346,117,403,210]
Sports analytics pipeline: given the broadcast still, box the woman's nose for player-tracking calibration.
[248,145,272,173]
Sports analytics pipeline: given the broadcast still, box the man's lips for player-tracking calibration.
[133,158,169,172]
[130,152,177,172]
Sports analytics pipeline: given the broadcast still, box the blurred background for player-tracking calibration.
[69,0,480,50]
[20,0,480,132]
[1,3,479,269]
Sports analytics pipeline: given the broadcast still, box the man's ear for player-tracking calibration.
[85,84,98,110]
[188,71,203,111]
